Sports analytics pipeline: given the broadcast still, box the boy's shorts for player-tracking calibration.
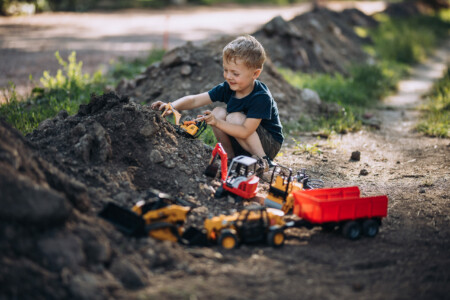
[230,125,281,160]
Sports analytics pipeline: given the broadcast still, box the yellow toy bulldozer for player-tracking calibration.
[203,205,287,249]
[264,165,324,214]
[99,192,192,242]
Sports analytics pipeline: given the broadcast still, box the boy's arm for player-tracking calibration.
[205,114,261,140]
[151,92,212,112]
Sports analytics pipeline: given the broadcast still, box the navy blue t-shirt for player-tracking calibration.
[208,80,284,144]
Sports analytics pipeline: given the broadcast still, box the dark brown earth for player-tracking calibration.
[1,2,449,300]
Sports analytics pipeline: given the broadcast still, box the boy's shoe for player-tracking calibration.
[255,156,276,179]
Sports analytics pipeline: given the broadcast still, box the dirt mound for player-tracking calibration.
[253,7,376,74]
[1,92,245,299]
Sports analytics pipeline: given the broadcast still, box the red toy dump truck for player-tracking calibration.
[292,186,388,240]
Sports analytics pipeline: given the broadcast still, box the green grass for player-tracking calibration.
[0,51,105,133]
[280,63,401,135]
[416,66,450,138]
[281,10,449,136]
[107,49,165,82]
[0,50,164,134]
[369,12,450,65]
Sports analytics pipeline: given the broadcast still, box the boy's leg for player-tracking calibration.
[225,112,266,158]
[211,107,235,157]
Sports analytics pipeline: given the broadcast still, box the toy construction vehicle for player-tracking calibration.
[264,165,324,213]
[99,191,193,242]
[162,102,207,139]
[204,143,259,201]
[204,205,287,249]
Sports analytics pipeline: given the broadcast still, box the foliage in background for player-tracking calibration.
[0,49,166,134]
[280,63,395,135]
[368,12,450,65]
[0,51,105,133]
[281,9,449,136]
[0,0,308,14]
[416,66,450,138]
[108,49,165,82]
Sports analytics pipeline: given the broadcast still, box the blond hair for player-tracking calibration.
[223,35,266,69]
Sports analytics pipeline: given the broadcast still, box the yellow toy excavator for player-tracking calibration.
[161,102,207,139]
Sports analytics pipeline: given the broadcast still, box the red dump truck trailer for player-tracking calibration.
[292,186,388,240]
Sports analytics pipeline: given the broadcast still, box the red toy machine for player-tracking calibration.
[292,186,388,240]
[205,143,259,201]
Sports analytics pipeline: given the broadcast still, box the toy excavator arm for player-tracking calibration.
[206,143,228,182]
[161,102,182,125]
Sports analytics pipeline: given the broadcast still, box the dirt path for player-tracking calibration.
[133,39,450,300]
[0,1,386,100]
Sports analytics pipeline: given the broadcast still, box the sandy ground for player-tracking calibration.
[0,1,387,100]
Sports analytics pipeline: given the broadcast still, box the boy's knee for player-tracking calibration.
[226,112,246,125]
[212,107,227,120]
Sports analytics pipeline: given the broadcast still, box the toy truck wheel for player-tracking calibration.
[267,227,285,248]
[218,230,239,249]
[342,221,361,240]
[362,219,379,237]
[214,186,228,198]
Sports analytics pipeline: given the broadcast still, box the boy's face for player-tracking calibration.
[223,58,261,97]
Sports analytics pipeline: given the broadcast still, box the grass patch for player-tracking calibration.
[369,12,450,65]
[416,66,450,138]
[0,51,105,133]
[107,49,165,82]
[0,49,165,134]
[280,63,398,135]
[281,10,449,136]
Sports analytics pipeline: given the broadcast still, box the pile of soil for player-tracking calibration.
[253,7,377,74]
[1,93,229,299]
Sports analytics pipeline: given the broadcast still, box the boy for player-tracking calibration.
[151,35,284,173]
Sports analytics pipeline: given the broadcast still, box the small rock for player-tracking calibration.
[419,188,426,194]
[180,64,192,76]
[359,169,369,176]
[109,258,146,290]
[140,124,157,137]
[350,151,361,161]
[163,159,176,169]
[301,88,321,106]
[38,234,86,272]
[149,149,164,163]
[69,272,106,300]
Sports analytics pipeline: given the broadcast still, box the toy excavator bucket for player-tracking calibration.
[98,202,146,237]
[204,143,228,180]
[161,103,182,125]
[204,157,219,178]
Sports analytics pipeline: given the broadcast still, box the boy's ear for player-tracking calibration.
[252,68,262,79]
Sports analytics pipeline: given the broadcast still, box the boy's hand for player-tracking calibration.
[151,101,169,114]
[203,110,217,126]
